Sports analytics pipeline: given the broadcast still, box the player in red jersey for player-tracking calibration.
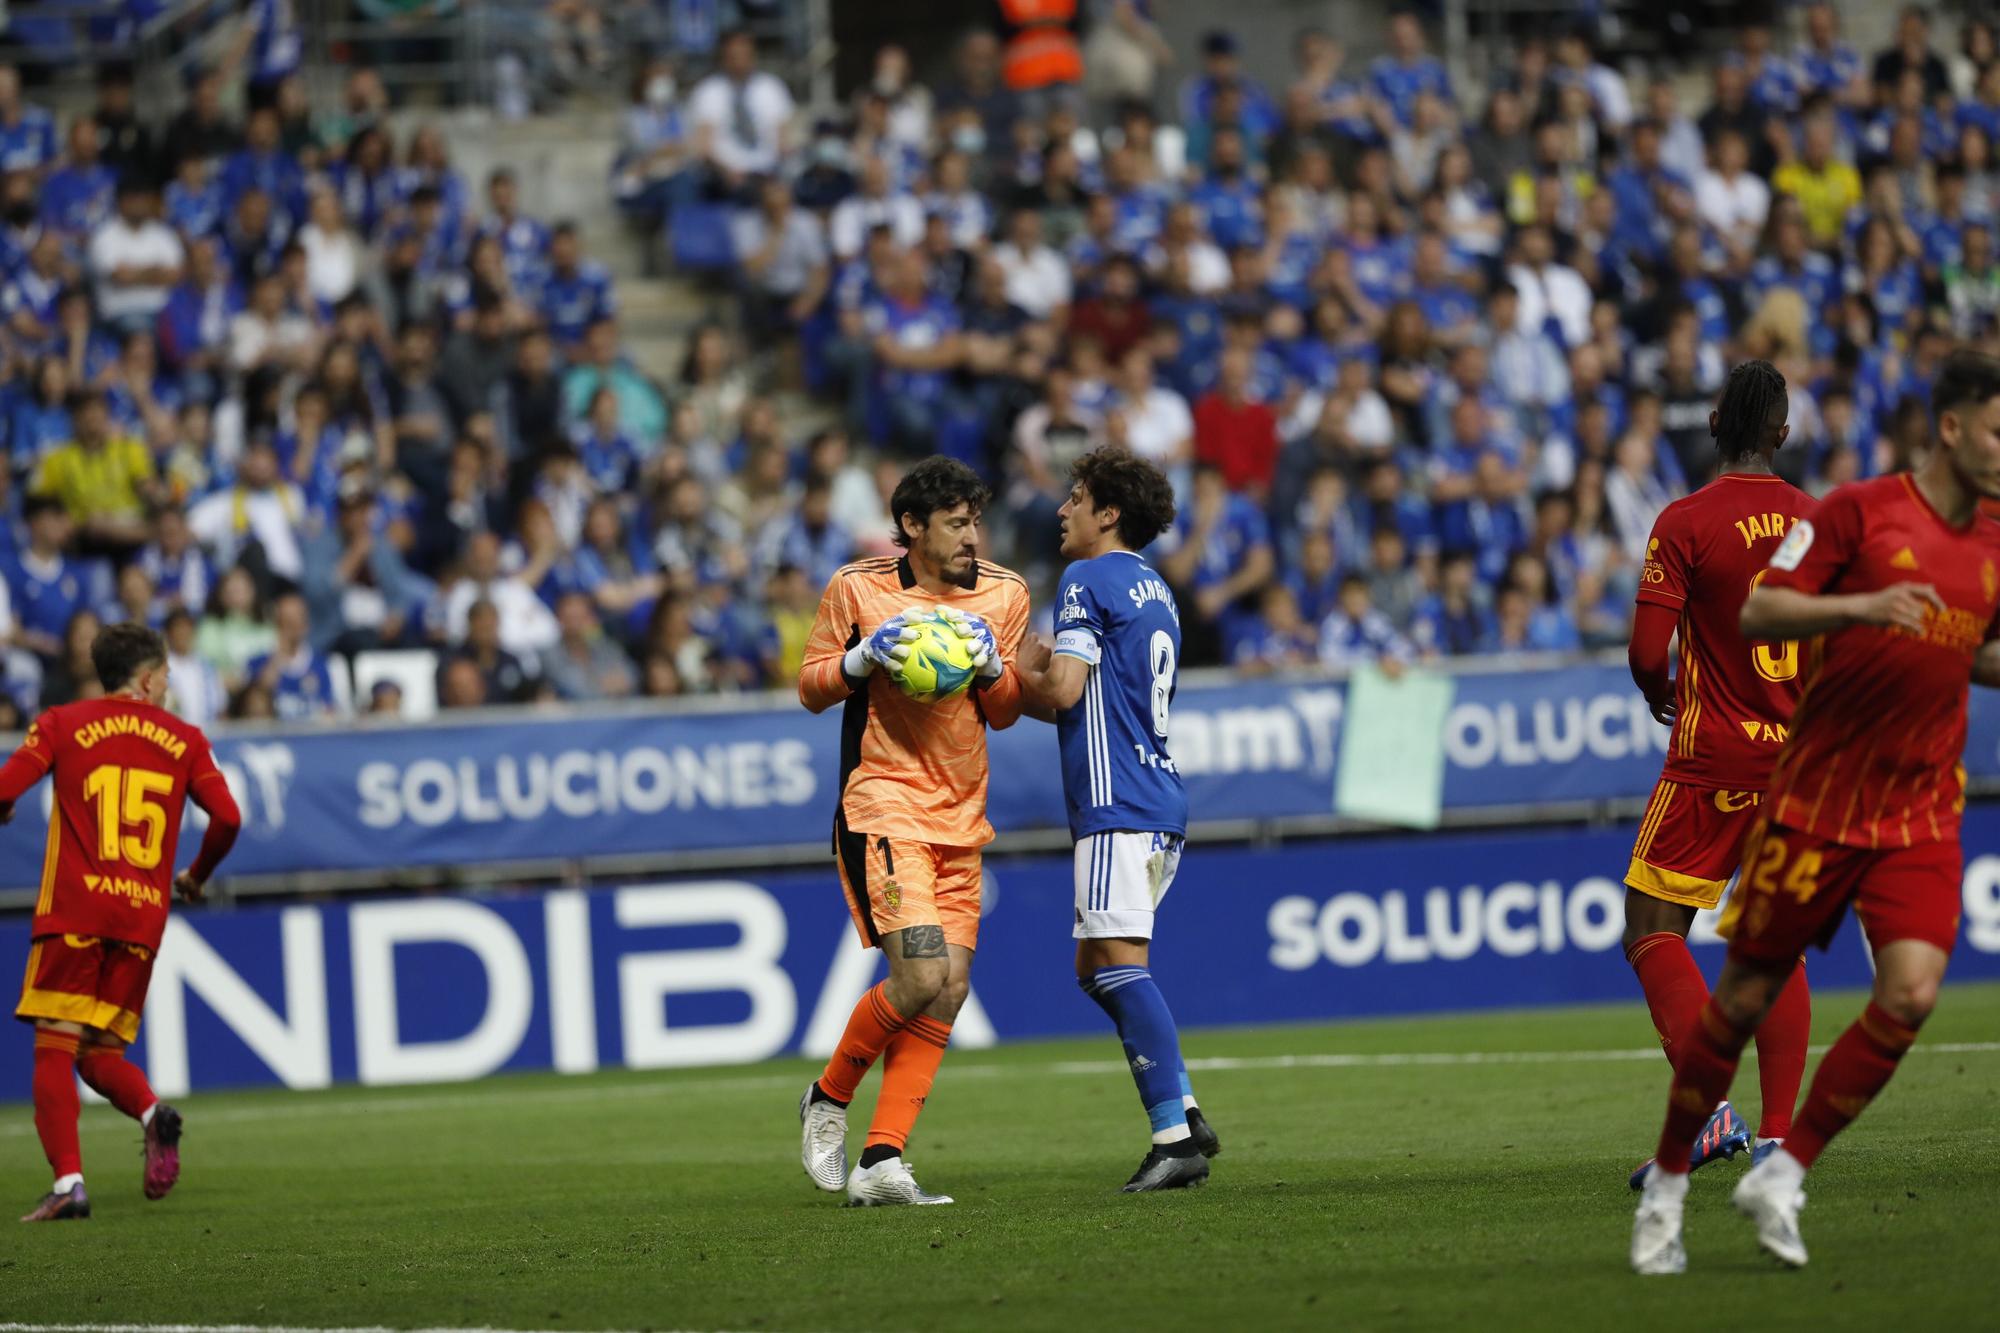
[1633,349,2000,1274]
[3,623,241,1222]
[1622,361,1813,1187]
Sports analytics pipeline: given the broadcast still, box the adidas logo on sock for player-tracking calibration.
[1130,1055,1157,1073]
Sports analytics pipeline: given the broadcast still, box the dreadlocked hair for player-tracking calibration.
[1711,359,1788,463]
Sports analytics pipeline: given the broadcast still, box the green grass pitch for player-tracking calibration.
[5,983,1999,1331]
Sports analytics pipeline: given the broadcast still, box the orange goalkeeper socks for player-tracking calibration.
[816,981,909,1105]
[864,1014,951,1153]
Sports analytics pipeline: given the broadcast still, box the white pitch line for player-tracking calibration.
[3,1043,1996,1141]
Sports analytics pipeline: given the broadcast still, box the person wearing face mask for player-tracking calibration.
[616,57,693,229]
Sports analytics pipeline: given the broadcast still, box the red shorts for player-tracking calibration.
[1626,780,1766,910]
[1718,820,1963,963]
[15,933,155,1043]
[835,815,983,952]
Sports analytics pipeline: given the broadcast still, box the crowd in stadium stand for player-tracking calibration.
[0,4,1992,725]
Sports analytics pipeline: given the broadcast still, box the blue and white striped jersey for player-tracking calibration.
[1052,551,1188,841]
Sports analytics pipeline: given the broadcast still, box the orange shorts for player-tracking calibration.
[15,933,155,1043]
[1626,779,1766,910]
[835,815,983,952]
[1718,820,1963,962]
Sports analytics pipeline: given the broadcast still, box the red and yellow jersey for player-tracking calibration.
[16,698,230,950]
[1761,473,2000,848]
[1636,472,1813,789]
[799,555,1030,848]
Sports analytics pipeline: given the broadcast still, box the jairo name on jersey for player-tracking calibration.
[73,715,189,760]
[1731,513,1796,548]
[81,872,164,909]
[1128,577,1179,621]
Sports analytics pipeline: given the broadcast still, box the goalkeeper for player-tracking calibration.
[794,457,1030,1207]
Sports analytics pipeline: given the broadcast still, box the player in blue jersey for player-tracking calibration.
[1017,448,1219,1192]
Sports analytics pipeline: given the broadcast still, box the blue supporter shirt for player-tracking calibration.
[1747,252,1840,356]
[0,106,57,173]
[40,164,115,237]
[1180,76,1280,140]
[1797,42,1861,97]
[1368,54,1452,126]
[1850,259,1923,332]
[1169,494,1269,591]
[6,550,105,642]
[1111,187,1169,252]
[166,176,226,238]
[1,265,62,336]
[1051,550,1188,840]
[1410,282,1479,337]
[1343,235,1404,308]
[1680,275,1731,347]
[571,424,640,494]
[540,262,617,346]
[1187,176,1262,251]
[1265,231,1323,309]
[1150,293,1221,397]
[250,0,304,83]
[479,214,551,291]
[866,294,959,403]
[332,164,404,240]
[244,646,336,719]
[219,147,306,222]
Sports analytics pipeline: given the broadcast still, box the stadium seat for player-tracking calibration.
[352,650,441,721]
[325,653,354,717]
[669,201,739,273]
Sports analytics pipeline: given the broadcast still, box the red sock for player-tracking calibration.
[1751,962,1811,1140]
[817,982,909,1104]
[865,1015,951,1152]
[77,1048,158,1123]
[1785,1001,1917,1170]
[1625,932,1709,1062]
[31,1030,82,1180]
[1655,1000,1752,1173]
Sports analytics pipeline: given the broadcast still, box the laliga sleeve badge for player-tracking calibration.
[1769,518,1814,572]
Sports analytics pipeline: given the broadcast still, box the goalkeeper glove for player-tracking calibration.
[934,605,1003,680]
[843,608,924,680]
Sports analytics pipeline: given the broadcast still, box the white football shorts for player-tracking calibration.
[1072,830,1184,939]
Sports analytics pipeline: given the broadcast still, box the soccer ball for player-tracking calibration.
[894,617,977,703]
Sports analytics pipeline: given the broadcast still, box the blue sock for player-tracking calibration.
[1179,1059,1198,1112]
[1082,967,1190,1143]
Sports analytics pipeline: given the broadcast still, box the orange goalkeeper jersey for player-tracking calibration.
[799,554,1031,847]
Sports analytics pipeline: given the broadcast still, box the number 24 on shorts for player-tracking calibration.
[1746,830,1823,903]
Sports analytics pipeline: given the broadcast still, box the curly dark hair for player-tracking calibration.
[890,457,991,548]
[92,621,166,693]
[1071,447,1177,550]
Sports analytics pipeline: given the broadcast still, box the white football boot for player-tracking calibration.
[799,1085,848,1193]
[1631,1171,1689,1276]
[846,1157,954,1206]
[1732,1150,1809,1268]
